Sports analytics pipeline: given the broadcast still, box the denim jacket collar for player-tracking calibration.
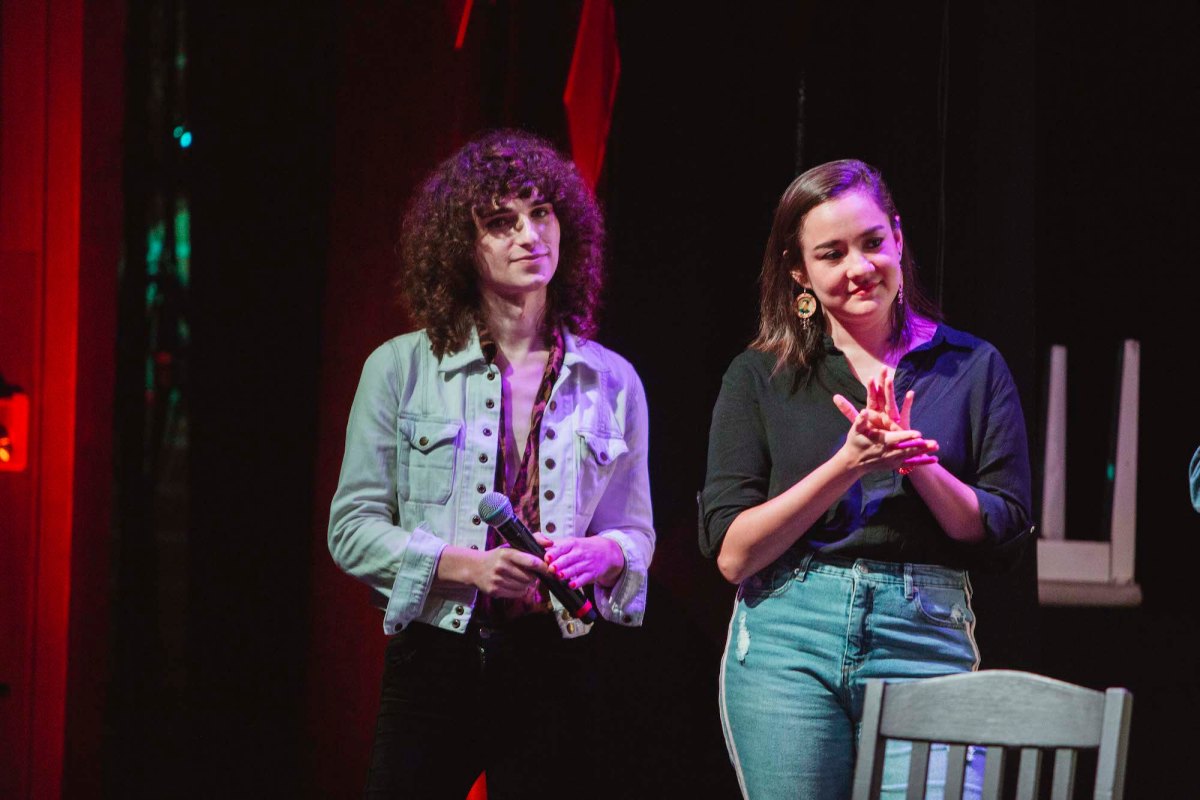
[437,325,609,375]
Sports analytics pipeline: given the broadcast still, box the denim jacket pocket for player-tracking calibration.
[575,430,628,518]
[397,416,462,505]
[912,584,975,630]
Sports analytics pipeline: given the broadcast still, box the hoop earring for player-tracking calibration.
[795,288,817,321]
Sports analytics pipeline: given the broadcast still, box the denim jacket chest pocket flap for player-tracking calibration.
[575,429,628,518]
[397,416,462,505]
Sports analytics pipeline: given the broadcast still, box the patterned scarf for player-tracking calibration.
[477,324,565,623]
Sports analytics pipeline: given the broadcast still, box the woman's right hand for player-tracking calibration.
[470,546,550,598]
[436,544,550,598]
[832,391,939,475]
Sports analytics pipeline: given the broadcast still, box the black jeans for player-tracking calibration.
[363,614,601,800]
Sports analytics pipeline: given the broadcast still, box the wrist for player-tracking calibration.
[436,545,483,587]
[835,445,868,479]
[595,536,626,587]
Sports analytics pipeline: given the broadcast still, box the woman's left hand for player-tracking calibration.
[535,533,626,589]
[834,370,938,472]
[866,370,913,430]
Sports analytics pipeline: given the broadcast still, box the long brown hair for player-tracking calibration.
[751,158,941,373]
[399,129,605,357]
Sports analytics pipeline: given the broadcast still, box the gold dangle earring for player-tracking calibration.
[896,283,905,306]
[795,288,817,324]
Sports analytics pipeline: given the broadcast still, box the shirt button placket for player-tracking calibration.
[473,372,500,549]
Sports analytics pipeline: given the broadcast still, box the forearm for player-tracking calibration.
[717,454,861,584]
[907,463,986,542]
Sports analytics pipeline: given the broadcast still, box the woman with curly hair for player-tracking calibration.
[328,129,654,799]
[701,159,1031,799]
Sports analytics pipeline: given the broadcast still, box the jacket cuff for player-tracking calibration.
[381,524,446,635]
[593,530,648,625]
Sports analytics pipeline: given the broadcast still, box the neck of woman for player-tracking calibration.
[828,313,935,377]
[481,289,550,364]
[829,314,902,365]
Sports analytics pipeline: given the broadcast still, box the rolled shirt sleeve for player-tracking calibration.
[969,347,1034,547]
[700,353,769,560]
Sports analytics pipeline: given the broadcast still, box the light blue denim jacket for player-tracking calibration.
[328,326,655,637]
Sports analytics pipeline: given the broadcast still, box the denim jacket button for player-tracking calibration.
[545,428,556,440]
[544,490,555,500]
[545,522,556,533]
[471,516,481,526]
[544,458,556,469]
[476,483,486,493]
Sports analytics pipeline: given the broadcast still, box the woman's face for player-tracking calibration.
[792,189,903,330]
[473,193,560,299]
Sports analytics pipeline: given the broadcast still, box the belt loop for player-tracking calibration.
[795,551,815,583]
[904,564,915,600]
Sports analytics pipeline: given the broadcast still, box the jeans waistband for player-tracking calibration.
[789,551,969,589]
[467,611,561,642]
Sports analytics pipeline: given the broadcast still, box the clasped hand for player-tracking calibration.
[472,533,624,600]
[832,370,939,475]
[537,533,625,590]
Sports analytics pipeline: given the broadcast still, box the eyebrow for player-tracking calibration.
[810,224,887,251]
[476,195,549,220]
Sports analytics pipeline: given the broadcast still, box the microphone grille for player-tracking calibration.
[478,491,513,526]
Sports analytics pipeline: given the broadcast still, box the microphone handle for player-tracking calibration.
[494,519,599,623]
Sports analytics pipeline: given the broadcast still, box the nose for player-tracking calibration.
[513,214,541,246]
[847,252,876,279]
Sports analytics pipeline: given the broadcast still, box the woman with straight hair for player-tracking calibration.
[701,158,1031,799]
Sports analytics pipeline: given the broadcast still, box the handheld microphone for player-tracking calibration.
[478,492,598,624]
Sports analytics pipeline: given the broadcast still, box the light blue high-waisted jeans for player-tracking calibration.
[719,551,985,800]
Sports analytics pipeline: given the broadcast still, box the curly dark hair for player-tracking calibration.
[399,129,605,357]
[752,158,942,373]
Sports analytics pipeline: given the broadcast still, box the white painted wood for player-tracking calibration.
[1037,539,1110,583]
[1038,580,1143,607]
[1034,341,1143,608]
[1109,339,1138,584]
[1041,344,1068,540]
[851,672,1134,800]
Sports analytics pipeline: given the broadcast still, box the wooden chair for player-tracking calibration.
[851,669,1133,800]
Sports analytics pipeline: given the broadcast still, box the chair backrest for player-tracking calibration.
[851,669,1133,800]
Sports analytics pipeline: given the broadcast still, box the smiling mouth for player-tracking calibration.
[514,252,548,262]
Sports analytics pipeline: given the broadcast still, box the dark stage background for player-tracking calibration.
[4,1,1195,798]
